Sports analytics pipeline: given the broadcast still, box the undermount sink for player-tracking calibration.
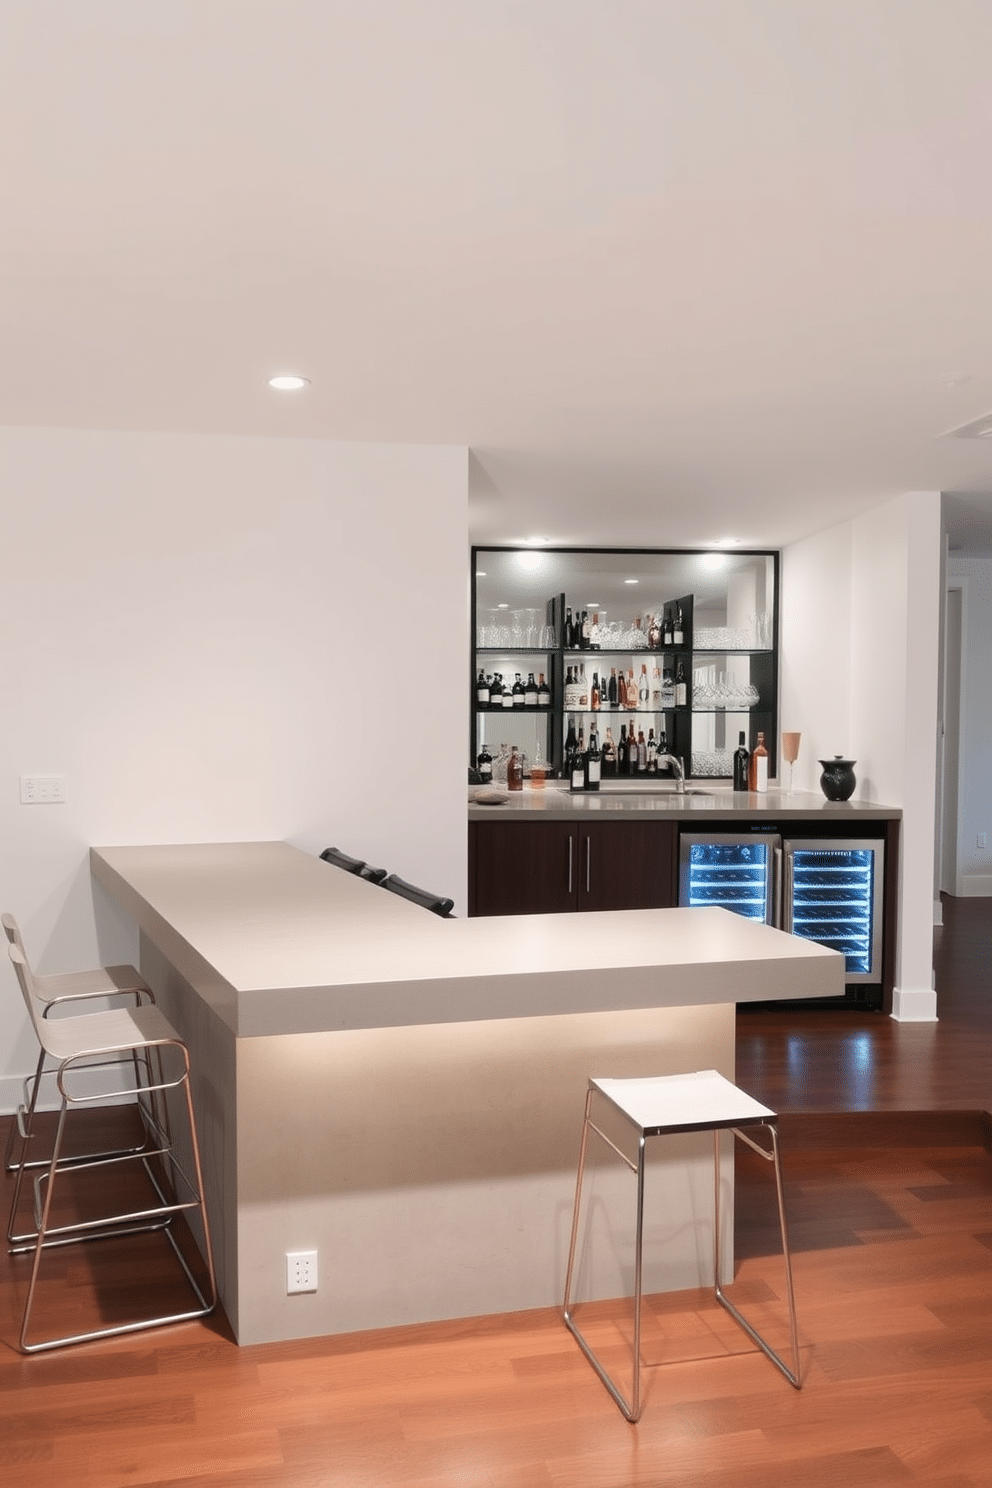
[599,785,712,797]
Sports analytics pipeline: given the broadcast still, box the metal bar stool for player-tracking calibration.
[2,913,155,1176]
[563,1069,801,1422]
[6,942,217,1352]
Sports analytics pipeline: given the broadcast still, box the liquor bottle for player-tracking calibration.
[651,665,662,708]
[584,725,601,791]
[638,664,649,707]
[564,717,578,761]
[512,673,525,707]
[733,730,750,793]
[476,670,490,707]
[537,672,551,707]
[524,672,538,706]
[675,659,687,707]
[590,613,601,650]
[580,610,591,650]
[502,674,513,708]
[748,731,769,792]
[646,727,658,773]
[601,726,616,777]
[590,672,600,710]
[647,613,661,651]
[577,663,589,709]
[626,668,637,709]
[477,743,492,783]
[663,608,673,647]
[636,728,647,773]
[570,729,586,791]
[564,607,575,649]
[563,666,580,710]
[507,745,524,792]
[673,604,684,646]
[618,724,629,776]
[608,668,618,708]
[530,743,547,790]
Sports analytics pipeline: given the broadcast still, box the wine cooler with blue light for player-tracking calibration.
[678,830,885,1007]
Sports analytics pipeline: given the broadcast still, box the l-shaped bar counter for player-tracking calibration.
[91,841,843,1345]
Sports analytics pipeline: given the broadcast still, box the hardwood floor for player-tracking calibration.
[1,896,990,1487]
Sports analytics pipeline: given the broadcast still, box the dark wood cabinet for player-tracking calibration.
[469,819,676,917]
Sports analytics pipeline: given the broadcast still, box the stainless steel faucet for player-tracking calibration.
[656,754,685,794]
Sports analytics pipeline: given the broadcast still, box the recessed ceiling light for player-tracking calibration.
[586,601,600,607]
[522,535,549,546]
[714,537,739,548]
[624,578,639,585]
[268,375,310,391]
[497,603,509,609]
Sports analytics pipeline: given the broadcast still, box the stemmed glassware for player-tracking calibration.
[781,731,801,794]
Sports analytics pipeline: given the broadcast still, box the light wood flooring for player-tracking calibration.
[1,896,990,1487]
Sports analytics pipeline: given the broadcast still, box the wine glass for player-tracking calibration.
[781,731,801,794]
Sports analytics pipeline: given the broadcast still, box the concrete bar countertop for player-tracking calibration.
[90,840,844,1038]
[469,782,901,821]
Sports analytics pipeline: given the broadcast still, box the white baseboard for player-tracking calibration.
[933,898,943,926]
[890,986,939,1022]
[958,874,992,898]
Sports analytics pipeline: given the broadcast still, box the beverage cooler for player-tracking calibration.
[678,831,885,1007]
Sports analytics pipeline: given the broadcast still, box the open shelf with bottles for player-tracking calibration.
[472,549,778,782]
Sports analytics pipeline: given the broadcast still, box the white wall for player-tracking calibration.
[783,491,942,1021]
[0,427,469,1106]
[780,519,853,790]
[946,555,992,896]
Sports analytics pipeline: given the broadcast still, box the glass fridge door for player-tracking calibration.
[783,839,884,982]
[678,833,779,923]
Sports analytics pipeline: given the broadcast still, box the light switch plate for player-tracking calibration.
[20,774,66,805]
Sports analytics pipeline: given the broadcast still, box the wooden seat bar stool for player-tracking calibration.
[6,942,217,1352]
[562,1069,801,1422]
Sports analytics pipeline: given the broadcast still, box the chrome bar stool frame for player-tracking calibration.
[562,1070,801,1423]
[6,943,217,1353]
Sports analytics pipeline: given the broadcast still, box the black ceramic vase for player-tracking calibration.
[819,756,857,802]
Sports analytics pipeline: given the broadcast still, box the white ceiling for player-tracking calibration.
[3,1,992,552]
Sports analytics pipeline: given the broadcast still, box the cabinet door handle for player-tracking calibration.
[585,835,591,894]
[567,837,573,894]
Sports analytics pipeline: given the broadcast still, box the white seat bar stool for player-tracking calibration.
[562,1069,801,1423]
[2,913,154,1175]
[6,942,217,1352]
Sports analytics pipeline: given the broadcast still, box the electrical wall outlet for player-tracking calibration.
[286,1250,318,1294]
[20,773,67,805]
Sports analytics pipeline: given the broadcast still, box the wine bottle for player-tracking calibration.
[477,743,492,783]
[673,605,684,646]
[662,667,676,708]
[507,745,524,792]
[577,663,589,709]
[537,672,550,707]
[646,727,657,773]
[618,724,629,776]
[601,726,616,777]
[502,673,513,708]
[564,606,575,650]
[675,660,687,707]
[590,672,600,710]
[647,613,661,651]
[584,725,601,791]
[524,672,538,706]
[570,728,586,791]
[638,664,649,707]
[733,730,750,793]
[651,665,662,708]
[580,609,591,650]
[489,673,503,709]
[626,668,637,709]
[512,672,525,707]
[608,667,618,708]
[476,669,490,707]
[663,608,673,647]
[749,731,769,793]
[636,728,647,773]
[590,612,601,650]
